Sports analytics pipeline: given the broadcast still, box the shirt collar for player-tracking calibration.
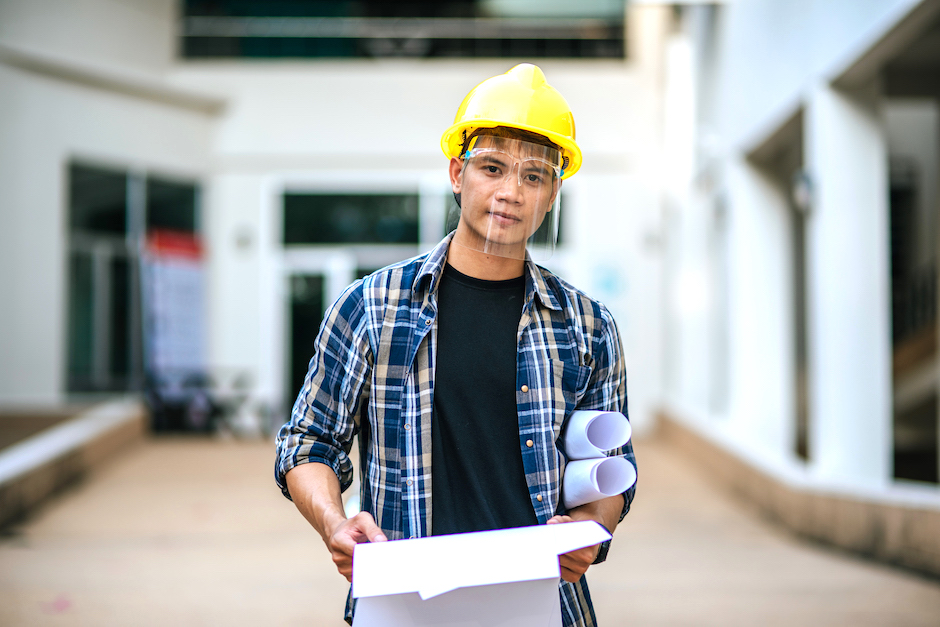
[524,251,561,311]
[414,233,561,312]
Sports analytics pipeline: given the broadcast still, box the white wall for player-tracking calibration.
[0,0,214,404]
[0,0,176,75]
[665,1,913,489]
[707,0,922,150]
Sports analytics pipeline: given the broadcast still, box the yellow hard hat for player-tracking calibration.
[441,64,582,179]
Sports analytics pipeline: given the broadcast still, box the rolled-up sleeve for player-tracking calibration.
[275,281,373,500]
[578,305,635,522]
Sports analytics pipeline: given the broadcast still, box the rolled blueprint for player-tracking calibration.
[563,410,632,460]
[562,456,637,509]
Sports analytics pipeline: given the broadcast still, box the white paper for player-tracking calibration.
[354,578,562,627]
[352,521,611,601]
[562,456,637,509]
[563,410,632,460]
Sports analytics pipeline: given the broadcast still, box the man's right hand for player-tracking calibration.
[285,464,388,583]
[326,511,388,582]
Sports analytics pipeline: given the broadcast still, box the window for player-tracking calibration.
[148,179,199,233]
[181,0,626,60]
[67,165,135,392]
[66,163,200,394]
[284,193,420,245]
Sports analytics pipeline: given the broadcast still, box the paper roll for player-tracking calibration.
[563,410,632,460]
[562,456,637,510]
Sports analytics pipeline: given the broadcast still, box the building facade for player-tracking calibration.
[0,0,667,437]
[658,0,940,573]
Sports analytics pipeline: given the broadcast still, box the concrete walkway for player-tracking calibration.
[1,436,939,626]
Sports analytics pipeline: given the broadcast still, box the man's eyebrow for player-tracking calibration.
[521,161,554,174]
[478,153,509,166]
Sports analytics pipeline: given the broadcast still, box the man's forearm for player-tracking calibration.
[567,493,624,534]
[286,461,387,582]
[285,462,348,544]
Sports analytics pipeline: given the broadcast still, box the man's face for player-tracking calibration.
[449,135,561,259]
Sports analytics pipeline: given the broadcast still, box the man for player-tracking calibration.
[275,63,636,626]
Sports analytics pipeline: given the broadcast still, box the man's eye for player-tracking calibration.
[525,173,545,184]
[485,165,501,174]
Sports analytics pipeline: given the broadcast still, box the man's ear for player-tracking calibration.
[449,158,463,194]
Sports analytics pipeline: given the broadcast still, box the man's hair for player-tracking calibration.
[460,126,561,157]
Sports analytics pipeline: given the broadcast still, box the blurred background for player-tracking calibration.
[1,0,940,624]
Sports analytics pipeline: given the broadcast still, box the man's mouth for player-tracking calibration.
[488,211,521,224]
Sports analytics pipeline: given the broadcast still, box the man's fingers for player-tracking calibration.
[558,545,597,582]
[548,515,598,581]
[327,512,387,582]
[347,512,388,543]
[356,513,387,542]
[334,512,386,545]
[330,529,356,553]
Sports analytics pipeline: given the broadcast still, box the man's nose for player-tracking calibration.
[495,163,524,200]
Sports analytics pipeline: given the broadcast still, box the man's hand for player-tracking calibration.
[326,511,388,582]
[285,463,388,583]
[547,514,599,582]
[546,492,624,583]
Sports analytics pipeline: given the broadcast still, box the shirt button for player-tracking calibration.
[406,479,413,486]
[425,319,432,325]
[526,439,534,448]
[520,385,529,393]
[536,494,543,502]
[404,423,411,430]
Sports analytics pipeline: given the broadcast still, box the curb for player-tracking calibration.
[0,398,148,529]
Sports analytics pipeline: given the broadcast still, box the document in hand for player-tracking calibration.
[351,521,612,627]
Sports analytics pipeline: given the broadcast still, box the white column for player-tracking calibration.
[724,156,795,463]
[804,82,892,486]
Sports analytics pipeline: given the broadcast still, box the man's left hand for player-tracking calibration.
[546,492,624,582]
[546,514,599,582]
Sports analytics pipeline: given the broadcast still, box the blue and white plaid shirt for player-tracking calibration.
[276,234,636,626]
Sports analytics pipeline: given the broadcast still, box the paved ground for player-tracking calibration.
[1,436,939,626]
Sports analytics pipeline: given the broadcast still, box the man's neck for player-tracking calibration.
[446,239,526,281]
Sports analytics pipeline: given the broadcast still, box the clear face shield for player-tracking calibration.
[448,135,563,262]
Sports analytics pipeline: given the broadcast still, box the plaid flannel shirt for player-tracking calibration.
[275,233,636,626]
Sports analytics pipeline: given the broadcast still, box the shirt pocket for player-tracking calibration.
[549,358,592,441]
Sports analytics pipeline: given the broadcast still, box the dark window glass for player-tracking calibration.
[284,193,419,244]
[356,267,381,280]
[147,178,198,233]
[69,165,127,235]
[288,274,325,407]
[110,257,131,380]
[893,394,939,484]
[67,251,95,384]
[181,1,625,60]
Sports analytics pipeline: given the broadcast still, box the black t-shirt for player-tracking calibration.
[430,264,539,536]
